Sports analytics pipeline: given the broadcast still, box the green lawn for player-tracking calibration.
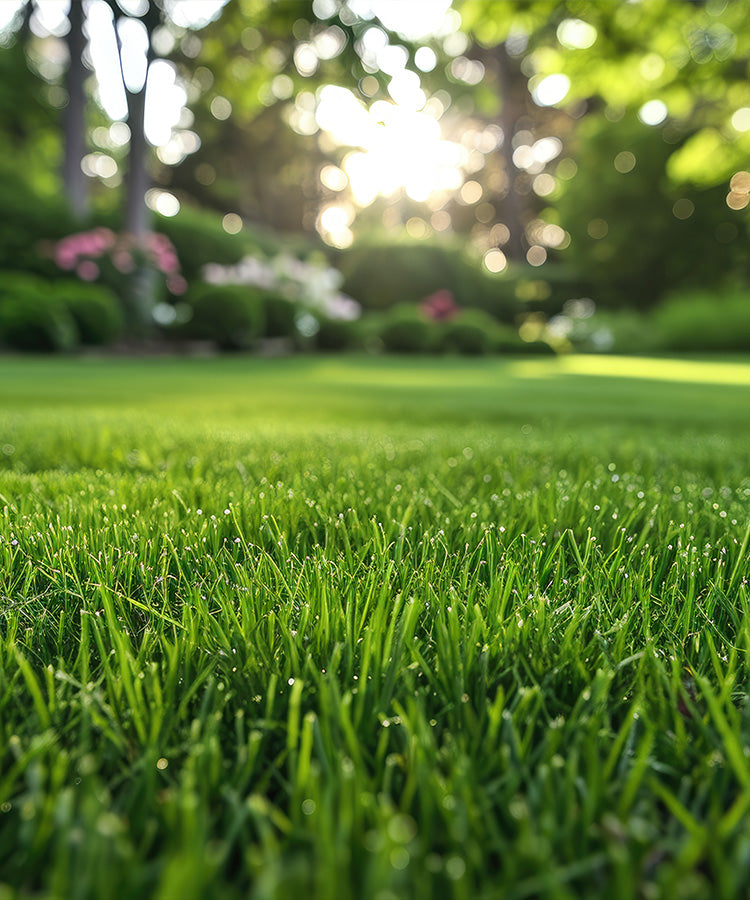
[1,354,750,900]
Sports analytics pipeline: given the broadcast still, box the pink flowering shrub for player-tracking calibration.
[52,229,187,297]
[420,289,460,321]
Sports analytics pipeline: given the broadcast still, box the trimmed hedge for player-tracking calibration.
[338,240,520,323]
[54,281,124,345]
[315,317,361,352]
[376,305,438,354]
[0,273,78,352]
[439,310,497,355]
[262,293,297,339]
[184,284,265,350]
[653,289,750,352]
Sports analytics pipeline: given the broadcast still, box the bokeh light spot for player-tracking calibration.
[222,213,243,234]
[483,249,507,273]
[587,218,609,239]
[406,217,429,239]
[672,198,695,220]
[556,18,597,50]
[146,189,180,217]
[210,96,232,120]
[638,99,668,126]
[320,165,348,191]
[431,210,451,231]
[533,173,556,196]
[726,191,749,210]
[415,47,437,72]
[614,151,636,173]
[460,180,482,204]
[526,245,547,266]
[731,108,750,132]
[729,171,750,192]
[532,74,570,107]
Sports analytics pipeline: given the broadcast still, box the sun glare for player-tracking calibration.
[315,86,466,210]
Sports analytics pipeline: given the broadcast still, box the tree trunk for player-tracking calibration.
[495,43,528,262]
[114,5,157,337]
[124,82,150,240]
[62,0,89,219]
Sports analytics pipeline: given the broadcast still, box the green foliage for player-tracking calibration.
[184,283,265,350]
[554,116,748,307]
[376,304,438,353]
[54,280,124,346]
[339,240,519,322]
[0,160,76,279]
[653,288,750,352]
[558,307,656,355]
[156,207,281,284]
[561,290,750,355]
[314,317,361,351]
[511,264,596,316]
[0,272,78,352]
[666,128,748,189]
[439,309,496,355]
[261,292,297,338]
[1,356,750,898]
[513,337,557,355]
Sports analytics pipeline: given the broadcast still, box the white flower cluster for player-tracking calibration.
[203,253,361,322]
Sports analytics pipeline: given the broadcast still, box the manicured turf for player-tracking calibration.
[1,354,750,900]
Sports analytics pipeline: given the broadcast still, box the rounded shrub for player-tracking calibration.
[652,289,750,352]
[262,293,297,338]
[439,310,498,355]
[184,284,265,350]
[0,162,77,280]
[377,305,438,353]
[511,339,557,355]
[315,317,361,352]
[339,240,519,322]
[54,281,123,345]
[490,321,553,354]
[0,273,78,352]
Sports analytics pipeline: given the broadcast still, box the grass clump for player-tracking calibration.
[1,355,750,900]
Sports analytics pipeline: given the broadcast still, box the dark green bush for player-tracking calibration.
[490,318,556,355]
[315,317,361,352]
[0,273,78,352]
[54,281,123,345]
[564,308,657,354]
[377,305,438,354]
[510,264,596,317]
[439,310,497,355]
[0,161,77,280]
[184,284,265,350]
[339,240,519,323]
[510,339,557,355]
[262,293,297,338]
[156,207,312,285]
[652,289,750,352]
[157,209,250,284]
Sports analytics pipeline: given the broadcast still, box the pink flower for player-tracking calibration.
[420,289,459,321]
[55,247,77,270]
[167,274,187,295]
[51,228,183,289]
[112,251,135,273]
[154,251,179,274]
[76,260,100,281]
